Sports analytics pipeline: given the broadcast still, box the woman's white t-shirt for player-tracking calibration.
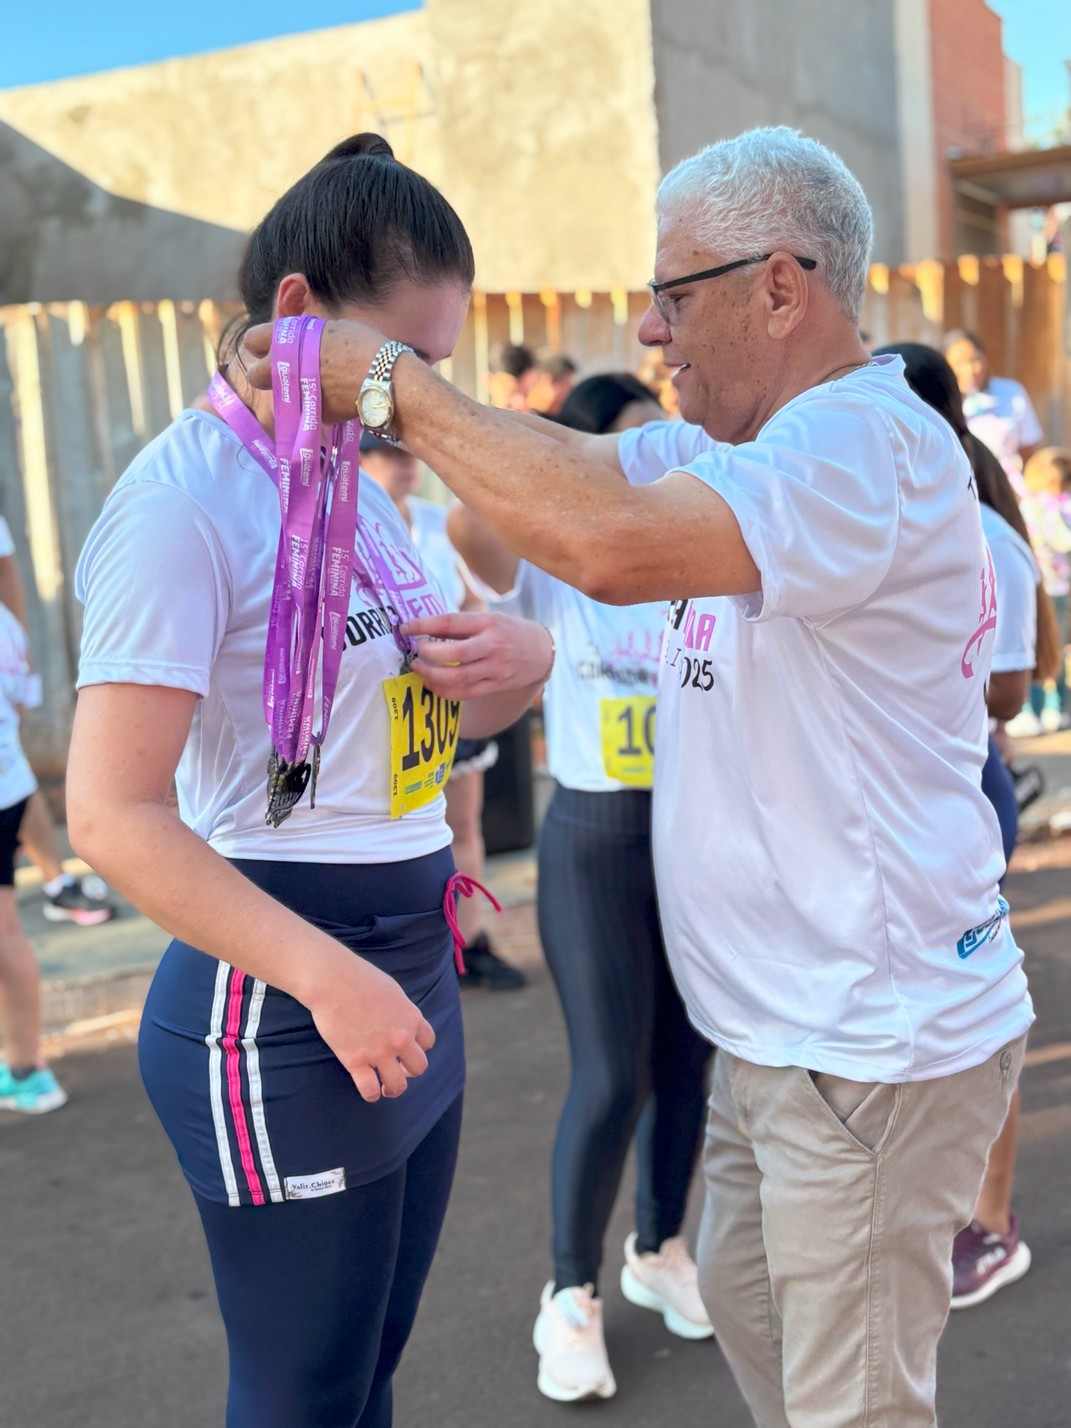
[0,604,39,812]
[76,411,454,863]
[617,355,1033,1082]
[407,498,467,614]
[980,502,1038,674]
[482,563,666,792]
[964,376,1043,491]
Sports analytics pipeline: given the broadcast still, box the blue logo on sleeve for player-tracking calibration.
[957,896,1010,960]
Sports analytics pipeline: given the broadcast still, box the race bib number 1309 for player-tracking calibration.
[383,672,461,819]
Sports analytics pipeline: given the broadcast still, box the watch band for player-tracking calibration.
[369,340,413,383]
[360,340,414,444]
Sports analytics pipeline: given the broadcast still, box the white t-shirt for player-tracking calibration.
[0,604,39,812]
[980,503,1037,674]
[0,517,14,558]
[408,497,467,613]
[618,355,1033,1082]
[77,411,455,863]
[484,563,667,791]
[964,377,1043,489]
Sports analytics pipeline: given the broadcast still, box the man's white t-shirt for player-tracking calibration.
[980,503,1037,675]
[0,517,15,558]
[964,376,1043,490]
[618,355,1033,1082]
[0,603,39,812]
[482,563,667,791]
[77,411,454,863]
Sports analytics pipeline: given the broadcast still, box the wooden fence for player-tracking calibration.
[1,255,1067,781]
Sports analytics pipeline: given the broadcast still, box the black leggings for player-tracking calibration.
[537,785,713,1290]
[195,1095,462,1428]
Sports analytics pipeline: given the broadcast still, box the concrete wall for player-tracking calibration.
[649,0,906,266]
[0,0,915,293]
[0,123,244,304]
[0,13,436,238]
[0,12,440,300]
[0,1,661,297]
[424,0,661,291]
[894,0,940,262]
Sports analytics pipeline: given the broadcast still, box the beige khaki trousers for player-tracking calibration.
[698,1037,1026,1428]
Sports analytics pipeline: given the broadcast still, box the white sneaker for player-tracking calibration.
[532,1282,616,1402]
[1005,709,1043,738]
[621,1233,714,1340]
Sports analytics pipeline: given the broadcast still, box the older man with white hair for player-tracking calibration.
[244,127,1033,1426]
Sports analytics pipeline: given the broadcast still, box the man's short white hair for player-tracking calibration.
[657,127,873,322]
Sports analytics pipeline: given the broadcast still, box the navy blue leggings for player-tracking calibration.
[537,785,713,1290]
[981,736,1018,873]
[196,1094,462,1428]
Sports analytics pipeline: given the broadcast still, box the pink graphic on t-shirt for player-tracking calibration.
[351,521,448,621]
[608,628,664,665]
[962,547,998,679]
[681,606,717,652]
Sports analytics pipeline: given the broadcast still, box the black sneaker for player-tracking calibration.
[1008,762,1045,813]
[43,876,117,927]
[459,933,527,990]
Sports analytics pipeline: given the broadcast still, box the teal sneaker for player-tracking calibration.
[0,1063,68,1115]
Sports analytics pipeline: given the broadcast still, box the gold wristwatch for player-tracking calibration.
[356,340,414,444]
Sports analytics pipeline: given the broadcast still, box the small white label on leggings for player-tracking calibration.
[285,1167,347,1200]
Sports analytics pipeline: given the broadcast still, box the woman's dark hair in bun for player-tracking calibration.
[324,133,395,161]
[235,131,474,333]
[556,373,660,435]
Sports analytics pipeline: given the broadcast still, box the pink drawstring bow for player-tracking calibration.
[443,873,503,973]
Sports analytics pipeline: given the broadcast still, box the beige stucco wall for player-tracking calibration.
[424,0,660,291]
[0,13,437,233]
[0,0,661,296]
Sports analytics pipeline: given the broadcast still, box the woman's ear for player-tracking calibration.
[274,273,315,319]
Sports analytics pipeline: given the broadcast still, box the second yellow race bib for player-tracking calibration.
[383,672,461,819]
[600,695,656,788]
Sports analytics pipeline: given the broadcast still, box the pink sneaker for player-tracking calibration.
[621,1233,714,1339]
[532,1282,616,1402]
[951,1214,1031,1309]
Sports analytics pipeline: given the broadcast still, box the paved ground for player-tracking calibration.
[3,837,1071,1426]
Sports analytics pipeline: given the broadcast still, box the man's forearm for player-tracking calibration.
[395,358,630,597]
[504,407,626,469]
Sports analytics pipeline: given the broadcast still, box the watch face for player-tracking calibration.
[359,384,393,428]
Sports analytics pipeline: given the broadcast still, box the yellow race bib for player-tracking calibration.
[600,696,656,788]
[383,672,461,819]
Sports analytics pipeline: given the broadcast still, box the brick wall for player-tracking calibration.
[929,0,1008,256]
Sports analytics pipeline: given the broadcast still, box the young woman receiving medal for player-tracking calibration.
[66,135,553,1428]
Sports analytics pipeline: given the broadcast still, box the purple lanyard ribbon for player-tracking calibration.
[208,318,415,778]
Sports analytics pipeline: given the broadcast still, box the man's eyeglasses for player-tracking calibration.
[647,253,817,324]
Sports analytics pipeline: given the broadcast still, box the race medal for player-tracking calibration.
[600,696,656,788]
[211,320,360,835]
[308,741,322,809]
[265,748,312,828]
[383,671,461,819]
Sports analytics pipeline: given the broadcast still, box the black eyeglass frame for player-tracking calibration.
[648,253,817,321]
